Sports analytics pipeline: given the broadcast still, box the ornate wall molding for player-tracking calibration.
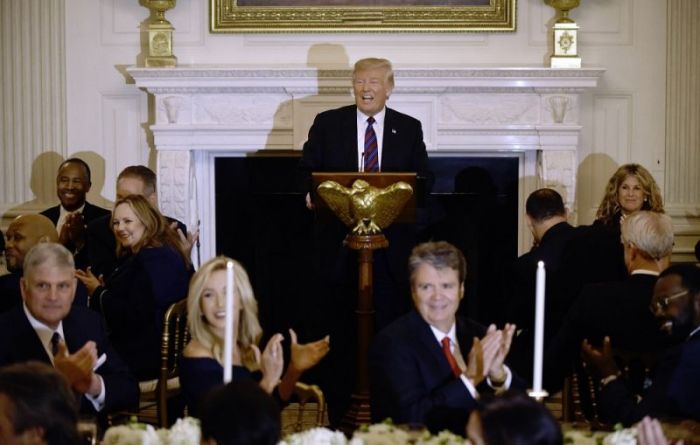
[128,66,604,260]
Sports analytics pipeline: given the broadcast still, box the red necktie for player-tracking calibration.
[363,117,379,172]
[441,337,462,377]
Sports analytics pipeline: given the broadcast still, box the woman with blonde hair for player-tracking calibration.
[595,163,664,226]
[76,194,191,380]
[180,256,330,415]
[575,164,666,283]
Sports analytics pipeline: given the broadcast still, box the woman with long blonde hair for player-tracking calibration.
[578,164,666,283]
[180,256,329,415]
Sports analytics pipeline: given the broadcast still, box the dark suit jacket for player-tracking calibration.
[297,105,434,329]
[40,201,110,227]
[41,202,111,270]
[0,306,139,415]
[90,246,190,380]
[544,273,664,391]
[599,331,700,425]
[506,222,583,380]
[86,213,187,278]
[296,104,433,194]
[507,222,582,335]
[0,272,22,314]
[369,310,525,434]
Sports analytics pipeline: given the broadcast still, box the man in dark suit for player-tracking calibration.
[506,188,583,378]
[0,214,59,313]
[86,165,192,278]
[369,241,522,434]
[582,264,700,425]
[544,211,674,391]
[0,242,139,417]
[296,58,433,425]
[41,158,110,269]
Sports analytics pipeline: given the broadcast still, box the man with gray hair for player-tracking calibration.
[544,211,674,391]
[0,242,138,416]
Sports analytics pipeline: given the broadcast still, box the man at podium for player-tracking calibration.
[296,57,433,425]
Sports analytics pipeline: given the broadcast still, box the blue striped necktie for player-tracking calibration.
[363,116,379,172]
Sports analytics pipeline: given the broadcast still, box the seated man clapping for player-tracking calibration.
[369,241,525,434]
[0,243,138,416]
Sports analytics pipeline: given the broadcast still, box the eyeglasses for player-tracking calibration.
[649,290,688,314]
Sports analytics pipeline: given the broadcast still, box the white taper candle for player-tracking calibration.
[223,260,235,383]
[532,260,546,393]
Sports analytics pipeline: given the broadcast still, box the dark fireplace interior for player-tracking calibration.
[215,152,519,335]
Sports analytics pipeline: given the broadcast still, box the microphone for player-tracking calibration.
[360,151,366,172]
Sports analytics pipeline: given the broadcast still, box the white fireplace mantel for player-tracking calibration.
[127,65,604,264]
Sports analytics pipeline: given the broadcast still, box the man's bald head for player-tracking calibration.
[4,214,59,273]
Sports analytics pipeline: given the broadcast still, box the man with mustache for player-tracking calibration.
[582,264,700,424]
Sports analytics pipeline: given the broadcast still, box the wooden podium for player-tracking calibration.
[312,172,416,434]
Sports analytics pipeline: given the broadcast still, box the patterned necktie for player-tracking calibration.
[363,116,379,172]
[441,337,462,378]
[50,331,61,356]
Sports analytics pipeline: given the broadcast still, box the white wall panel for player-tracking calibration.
[528,0,633,46]
[99,91,149,200]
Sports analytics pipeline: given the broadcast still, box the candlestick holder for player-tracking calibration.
[142,0,177,67]
[528,389,550,402]
[544,0,581,68]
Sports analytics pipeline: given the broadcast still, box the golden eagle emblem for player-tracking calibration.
[316,179,413,236]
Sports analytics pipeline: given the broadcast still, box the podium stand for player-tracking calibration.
[312,172,416,434]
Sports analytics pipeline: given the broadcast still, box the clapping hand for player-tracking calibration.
[54,341,102,396]
[465,337,485,386]
[59,212,87,250]
[170,221,200,255]
[289,328,330,374]
[581,336,619,378]
[75,268,104,296]
[254,333,285,394]
[488,323,515,384]
[637,417,674,445]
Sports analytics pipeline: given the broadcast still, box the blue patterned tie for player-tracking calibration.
[363,117,379,172]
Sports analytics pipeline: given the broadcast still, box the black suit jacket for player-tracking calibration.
[41,202,111,270]
[544,273,664,391]
[369,310,525,434]
[0,306,139,415]
[507,222,583,335]
[86,213,187,278]
[40,202,110,227]
[296,104,433,194]
[296,105,434,330]
[599,331,700,425]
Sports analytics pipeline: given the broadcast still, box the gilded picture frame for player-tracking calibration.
[210,0,516,33]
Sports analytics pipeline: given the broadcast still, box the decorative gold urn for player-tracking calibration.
[545,0,581,68]
[142,0,177,67]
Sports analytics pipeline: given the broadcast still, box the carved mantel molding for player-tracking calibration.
[127,65,604,264]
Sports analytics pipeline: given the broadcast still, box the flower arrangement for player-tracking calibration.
[563,425,637,445]
[279,420,464,445]
[102,417,201,445]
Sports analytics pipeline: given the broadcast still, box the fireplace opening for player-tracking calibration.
[215,153,518,334]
